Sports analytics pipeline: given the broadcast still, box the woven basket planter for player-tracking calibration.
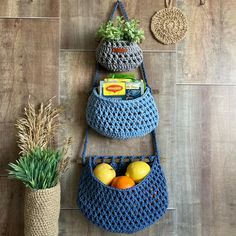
[96,40,143,72]
[77,156,168,233]
[24,184,61,236]
[86,87,159,139]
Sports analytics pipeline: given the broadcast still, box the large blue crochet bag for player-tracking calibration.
[77,130,168,234]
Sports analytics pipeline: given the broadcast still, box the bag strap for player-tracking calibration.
[140,62,151,91]
[81,127,160,164]
[109,0,129,21]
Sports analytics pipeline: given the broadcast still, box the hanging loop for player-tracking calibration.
[200,0,205,5]
[109,0,129,21]
[165,0,173,8]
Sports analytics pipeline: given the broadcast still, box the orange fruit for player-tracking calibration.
[111,176,135,189]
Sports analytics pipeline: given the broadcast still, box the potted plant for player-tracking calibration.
[7,99,71,236]
[96,16,145,72]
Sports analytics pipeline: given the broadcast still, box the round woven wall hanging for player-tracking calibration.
[151,0,188,45]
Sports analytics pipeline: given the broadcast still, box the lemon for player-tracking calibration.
[125,161,151,183]
[93,163,116,185]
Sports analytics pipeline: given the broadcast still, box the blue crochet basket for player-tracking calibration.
[77,130,168,234]
[86,63,159,139]
[86,86,159,139]
[96,0,144,72]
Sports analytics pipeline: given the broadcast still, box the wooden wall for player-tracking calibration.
[0,0,235,235]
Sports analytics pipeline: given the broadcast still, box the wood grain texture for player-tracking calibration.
[60,0,176,50]
[177,0,236,84]
[0,123,18,175]
[0,0,59,17]
[0,0,235,235]
[0,177,24,236]
[175,85,236,236]
[0,19,59,174]
[59,52,176,211]
[59,209,176,236]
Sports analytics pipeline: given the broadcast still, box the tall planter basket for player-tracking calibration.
[24,184,61,236]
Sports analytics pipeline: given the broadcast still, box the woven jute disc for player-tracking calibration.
[151,3,187,45]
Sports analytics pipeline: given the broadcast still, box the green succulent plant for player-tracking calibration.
[123,19,145,44]
[97,16,145,44]
[8,99,71,190]
[8,148,63,190]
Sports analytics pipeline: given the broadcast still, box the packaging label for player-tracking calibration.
[103,82,126,96]
[99,76,145,100]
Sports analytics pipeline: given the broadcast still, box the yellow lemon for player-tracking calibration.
[125,161,151,183]
[93,163,116,185]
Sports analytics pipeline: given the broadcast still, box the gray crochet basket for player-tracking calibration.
[96,40,143,72]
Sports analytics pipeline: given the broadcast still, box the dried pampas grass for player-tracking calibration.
[16,97,72,175]
[16,98,61,154]
[57,137,72,177]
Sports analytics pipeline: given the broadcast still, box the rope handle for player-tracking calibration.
[81,127,160,164]
[109,0,129,21]
[165,0,173,8]
[81,127,89,164]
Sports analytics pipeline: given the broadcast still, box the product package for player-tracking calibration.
[99,74,145,100]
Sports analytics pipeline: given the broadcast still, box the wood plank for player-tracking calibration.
[59,209,176,236]
[175,85,236,236]
[0,0,59,17]
[0,19,59,174]
[60,0,176,50]
[177,0,236,84]
[59,52,176,209]
[0,123,18,176]
[0,177,24,236]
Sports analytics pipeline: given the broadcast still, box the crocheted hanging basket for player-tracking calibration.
[86,87,159,139]
[24,184,61,236]
[96,40,143,72]
[77,156,168,234]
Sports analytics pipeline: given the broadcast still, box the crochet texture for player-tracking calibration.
[24,184,60,236]
[96,40,143,72]
[78,1,168,234]
[77,156,168,234]
[151,0,188,45]
[86,87,159,139]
